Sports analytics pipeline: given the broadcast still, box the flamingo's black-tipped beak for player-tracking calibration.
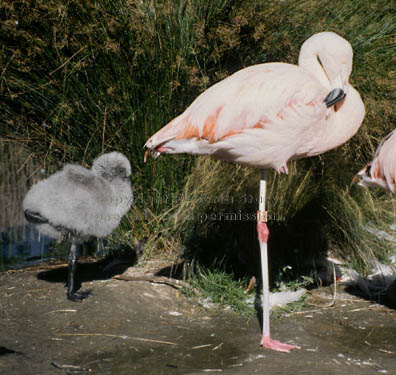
[323,88,346,108]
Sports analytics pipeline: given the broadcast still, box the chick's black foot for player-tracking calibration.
[67,289,92,302]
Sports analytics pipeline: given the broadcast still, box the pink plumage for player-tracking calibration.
[357,129,396,193]
[145,32,365,173]
[145,32,365,352]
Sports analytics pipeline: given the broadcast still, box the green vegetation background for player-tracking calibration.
[1,0,395,282]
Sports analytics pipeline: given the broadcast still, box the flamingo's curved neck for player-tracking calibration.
[298,42,330,90]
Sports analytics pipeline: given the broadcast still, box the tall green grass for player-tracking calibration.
[1,0,395,281]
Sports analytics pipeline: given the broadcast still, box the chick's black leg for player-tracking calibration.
[67,242,91,301]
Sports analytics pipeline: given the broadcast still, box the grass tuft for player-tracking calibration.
[189,264,255,316]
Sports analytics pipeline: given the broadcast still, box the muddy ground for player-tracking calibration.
[1,259,395,375]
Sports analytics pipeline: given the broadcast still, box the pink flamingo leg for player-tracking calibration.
[258,170,300,353]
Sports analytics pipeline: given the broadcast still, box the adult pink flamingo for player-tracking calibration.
[356,129,396,192]
[145,32,365,352]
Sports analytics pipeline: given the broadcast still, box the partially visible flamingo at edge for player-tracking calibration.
[356,129,396,193]
[355,130,396,307]
[145,31,365,352]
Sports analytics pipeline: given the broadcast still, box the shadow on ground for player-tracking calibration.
[36,240,145,292]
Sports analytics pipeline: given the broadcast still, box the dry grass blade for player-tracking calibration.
[58,333,177,345]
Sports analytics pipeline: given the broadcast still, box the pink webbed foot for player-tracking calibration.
[261,335,300,353]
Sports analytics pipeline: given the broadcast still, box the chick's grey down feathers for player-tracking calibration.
[23,152,133,242]
[23,151,133,301]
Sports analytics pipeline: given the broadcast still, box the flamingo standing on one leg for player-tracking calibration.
[145,32,365,352]
[356,129,396,192]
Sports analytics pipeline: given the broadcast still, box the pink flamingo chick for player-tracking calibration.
[145,32,365,352]
[356,129,396,193]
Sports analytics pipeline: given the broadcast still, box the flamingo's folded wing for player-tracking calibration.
[146,63,326,151]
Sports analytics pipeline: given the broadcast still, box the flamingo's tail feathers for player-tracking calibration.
[144,114,200,160]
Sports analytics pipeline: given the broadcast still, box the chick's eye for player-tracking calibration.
[114,166,126,177]
[366,164,371,177]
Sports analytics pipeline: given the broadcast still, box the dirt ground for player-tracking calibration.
[1,260,395,375]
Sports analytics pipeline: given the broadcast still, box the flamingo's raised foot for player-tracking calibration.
[260,335,300,353]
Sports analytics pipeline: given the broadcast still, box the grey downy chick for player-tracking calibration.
[23,152,133,301]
